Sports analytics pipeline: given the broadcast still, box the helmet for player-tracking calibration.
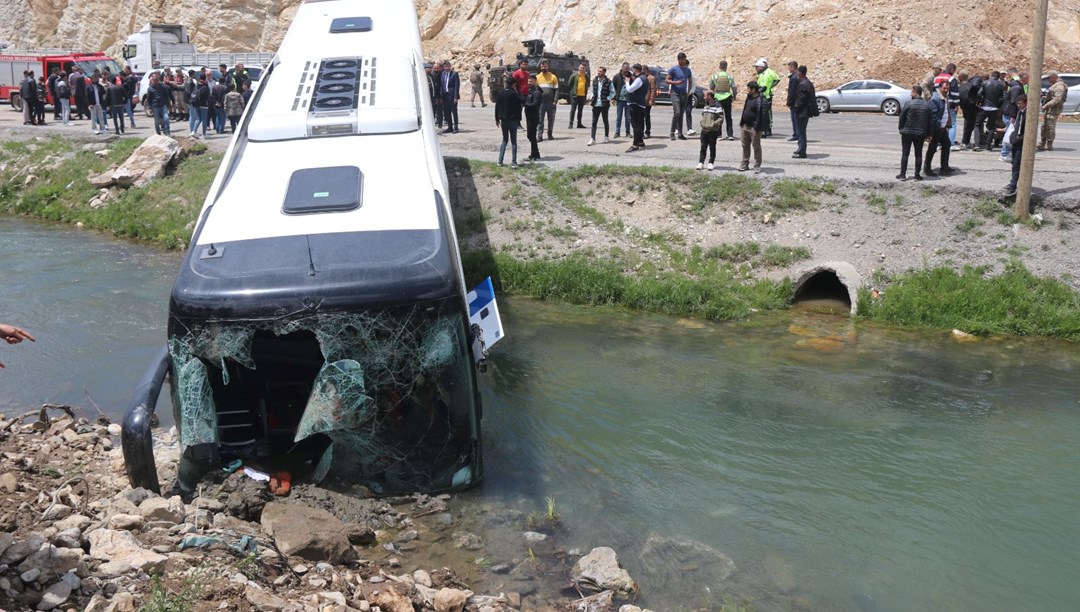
[754,58,768,68]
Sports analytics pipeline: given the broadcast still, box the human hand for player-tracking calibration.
[0,324,34,345]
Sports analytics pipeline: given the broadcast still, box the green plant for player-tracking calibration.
[759,245,811,267]
[956,218,983,234]
[866,192,888,214]
[235,551,259,581]
[545,496,559,522]
[141,571,201,612]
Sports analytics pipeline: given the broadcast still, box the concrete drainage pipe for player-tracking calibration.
[791,262,863,316]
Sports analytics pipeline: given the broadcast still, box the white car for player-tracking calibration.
[815,80,912,116]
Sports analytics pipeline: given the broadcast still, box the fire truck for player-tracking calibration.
[0,49,123,111]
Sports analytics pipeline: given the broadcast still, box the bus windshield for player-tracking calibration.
[168,297,481,494]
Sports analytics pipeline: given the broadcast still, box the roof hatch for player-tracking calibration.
[330,16,372,33]
[282,166,362,215]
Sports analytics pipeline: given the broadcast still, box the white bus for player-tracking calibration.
[123,0,500,495]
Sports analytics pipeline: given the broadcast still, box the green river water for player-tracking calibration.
[3,217,1079,610]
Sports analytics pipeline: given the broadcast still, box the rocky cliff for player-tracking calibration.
[2,0,1078,87]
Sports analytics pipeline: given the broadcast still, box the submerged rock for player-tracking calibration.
[637,533,735,591]
[571,547,637,596]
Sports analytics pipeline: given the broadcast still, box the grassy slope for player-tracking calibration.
[2,136,1077,339]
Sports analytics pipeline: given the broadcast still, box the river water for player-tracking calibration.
[4,217,1080,610]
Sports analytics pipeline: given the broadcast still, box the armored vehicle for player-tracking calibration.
[487,39,589,101]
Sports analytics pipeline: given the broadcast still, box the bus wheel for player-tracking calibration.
[10,93,23,113]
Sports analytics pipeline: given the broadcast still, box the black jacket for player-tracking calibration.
[494,88,523,123]
[143,82,173,109]
[193,83,211,108]
[524,86,542,112]
[210,83,227,109]
[981,78,1005,109]
[106,83,127,107]
[740,95,767,130]
[898,97,932,137]
[20,78,38,102]
[1001,81,1024,118]
[786,72,799,107]
[795,78,816,119]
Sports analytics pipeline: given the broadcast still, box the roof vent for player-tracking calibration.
[330,17,372,33]
[282,166,362,215]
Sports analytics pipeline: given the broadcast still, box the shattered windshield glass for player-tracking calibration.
[168,298,479,494]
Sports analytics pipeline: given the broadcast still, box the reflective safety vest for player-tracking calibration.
[757,67,780,99]
[710,71,733,101]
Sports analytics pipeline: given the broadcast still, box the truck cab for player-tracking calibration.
[122,24,194,74]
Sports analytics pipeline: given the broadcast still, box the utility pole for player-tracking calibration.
[1016,0,1050,220]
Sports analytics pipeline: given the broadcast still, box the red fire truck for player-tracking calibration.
[0,49,123,111]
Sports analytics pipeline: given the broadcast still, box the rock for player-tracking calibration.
[116,487,153,506]
[244,583,287,610]
[451,532,483,550]
[21,567,41,582]
[308,577,327,588]
[36,578,73,610]
[433,587,470,612]
[413,569,433,587]
[110,135,181,188]
[523,531,547,542]
[396,529,419,543]
[89,171,115,188]
[489,563,511,574]
[318,591,347,607]
[347,523,376,546]
[108,514,145,531]
[571,547,637,596]
[87,529,167,573]
[1,534,45,565]
[19,543,84,581]
[138,496,185,523]
[618,607,642,612]
[0,531,14,558]
[51,527,84,549]
[951,329,979,342]
[194,497,224,512]
[637,533,735,590]
[107,423,122,436]
[53,514,91,532]
[0,471,17,493]
[573,590,614,612]
[261,502,355,563]
[103,591,135,612]
[371,583,415,612]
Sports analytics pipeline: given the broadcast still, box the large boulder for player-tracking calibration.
[87,529,167,574]
[571,547,637,596]
[260,502,355,563]
[138,496,185,524]
[637,533,736,592]
[110,135,181,188]
[0,534,45,565]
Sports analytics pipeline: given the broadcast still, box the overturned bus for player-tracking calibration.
[122,0,502,495]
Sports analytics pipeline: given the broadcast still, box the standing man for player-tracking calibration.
[784,60,799,141]
[48,67,61,121]
[923,62,943,99]
[738,82,767,173]
[231,63,251,92]
[71,67,88,120]
[469,65,486,108]
[87,74,107,135]
[587,66,615,145]
[524,75,542,161]
[754,58,781,137]
[440,60,461,134]
[625,64,648,152]
[709,61,737,141]
[999,73,1026,162]
[1003,94,1028,197]
[613,62,631,138]
[792,66,815,159]
[536,60,558,141]
[210,77,227,134]
[896,84,931,181]
[20,70,38,125]
[567,63,589,129]
[976,70,1006,150]
[106,77,127,134]
[644,64,658,138]
[142,73,173,136]
[426,63,443,129]
[1038,71,1067,151]
[511,59,531,96]
[957,71,983,150]
[924,80,953,176]
[666,52,694,140]
[122,66,139,129]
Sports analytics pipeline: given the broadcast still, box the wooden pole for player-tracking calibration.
[1016,0,1050,219]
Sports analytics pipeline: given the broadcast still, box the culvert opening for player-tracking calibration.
[792,270,852,313]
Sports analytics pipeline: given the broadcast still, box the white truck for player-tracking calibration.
[122,23,274,75]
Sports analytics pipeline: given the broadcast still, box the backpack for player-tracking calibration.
[700,106,723,132]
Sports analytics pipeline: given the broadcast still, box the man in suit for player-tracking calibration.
[440,60,461,134]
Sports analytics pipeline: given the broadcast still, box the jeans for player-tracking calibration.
[790,107,798,138]
[925,126,951,170]
[189,107,198,133]
[948,108,958,144]
[124,100,136,127]
[740,126,762,168]
[193,107,209,136]
[699,131,719,163]
[900,134,924,176]
[615,100,629,135]
[110,105,126,133]
[214,107,226,134]
[89,104,107,132]
[540,100,555,138]
[569,96,586,127]
[590,105,610,139]
[795,116,809,155]
[59,98,70,124]
[498,119,519,164]
[670,92,690,135]
[153,105,171,135]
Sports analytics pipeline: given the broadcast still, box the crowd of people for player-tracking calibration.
[900,62,1068,196]
[15,62,255,139]
[431,53,820,171]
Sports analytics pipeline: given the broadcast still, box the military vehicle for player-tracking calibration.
[487,40,589,101]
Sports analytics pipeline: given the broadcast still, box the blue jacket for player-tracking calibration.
[929,93,947,129]
[440,70,460,100]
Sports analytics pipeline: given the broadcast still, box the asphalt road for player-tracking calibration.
[438,104,1080,206]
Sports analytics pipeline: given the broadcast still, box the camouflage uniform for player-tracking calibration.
[1039,79,1067,150]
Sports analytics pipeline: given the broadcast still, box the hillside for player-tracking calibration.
[1,1,1079,87]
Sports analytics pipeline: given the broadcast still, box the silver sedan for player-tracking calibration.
[815,80,911,116]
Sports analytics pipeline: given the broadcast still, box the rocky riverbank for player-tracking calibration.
[0,406,681,612]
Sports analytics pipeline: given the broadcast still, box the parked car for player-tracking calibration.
[815,80,911,116]
[1039,73,1080,115]
[649,66,707,108]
